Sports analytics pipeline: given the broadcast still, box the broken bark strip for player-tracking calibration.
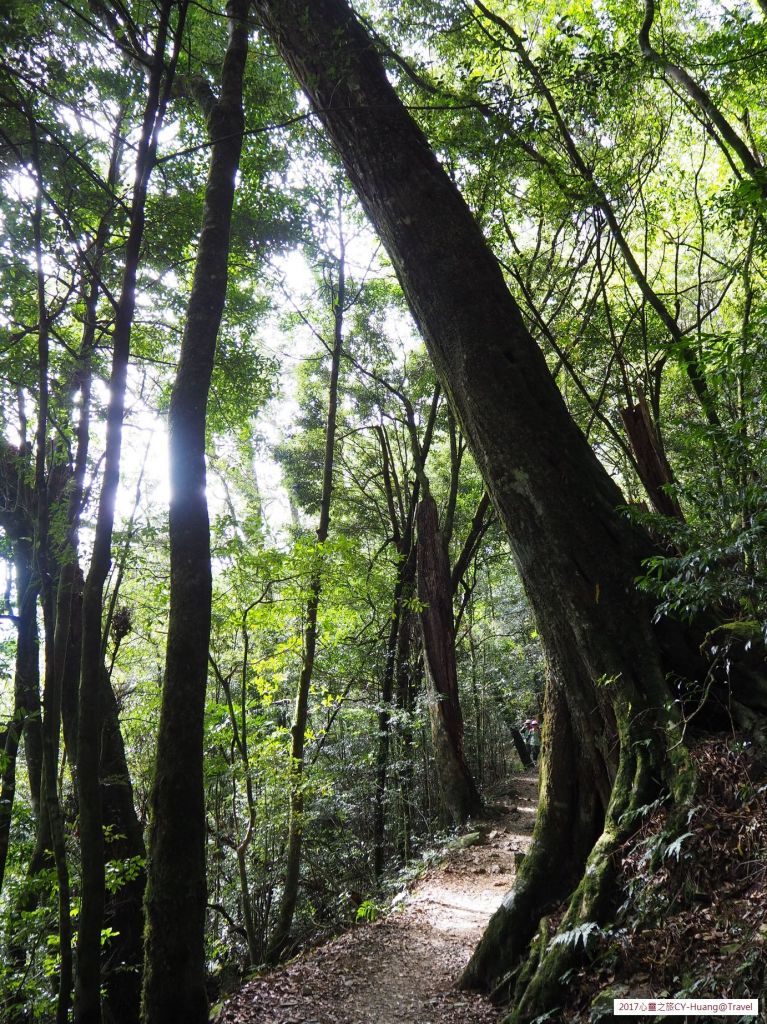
[417,492,483,824]
[620,393,683,520]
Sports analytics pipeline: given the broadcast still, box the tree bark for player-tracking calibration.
[395,596,418,859]
[98,666,147,1024]
[417,492,482,824]
[509,727,533,771]
[0,450,43,827]
[141,4,248,1020]
[29,114,74,1024]
[620,393,683,520]
[76,6,179,1019]
[372,423,418,880]
[373,573,403,880]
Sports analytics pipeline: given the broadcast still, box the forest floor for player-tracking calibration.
[219,770,539,1024]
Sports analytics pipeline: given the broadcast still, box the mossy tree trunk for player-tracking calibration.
[141,3,247,1021]
[77,6,179,1019]
[97,665,148,1024]
[249,1,730,1018]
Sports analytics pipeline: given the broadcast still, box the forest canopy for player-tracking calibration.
[0,1,765,1022]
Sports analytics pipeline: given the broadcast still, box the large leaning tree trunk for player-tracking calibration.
[141,3,249,1021]
[250,2,766,1020]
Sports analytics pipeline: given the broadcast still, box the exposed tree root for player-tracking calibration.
[464,662,698,1024]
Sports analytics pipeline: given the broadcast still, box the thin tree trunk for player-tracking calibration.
[452,491,492,633]
[373,545,418,879]
[58,154,147,1024]
[211,648,262,966]
[395,602,418,860]
[141,4,247,1020]
[0,539,39,893]
[372,424,418,880]
[29,114,74,1024]
[76,5,179,1020]
[638,0,765,191]
[450,492,491,596]
[98,666,147,1024]
[266,211,346,963]
[486,679,534,770]
[509,727,534,770]
[373,582,402,880]
[19,545,43,825]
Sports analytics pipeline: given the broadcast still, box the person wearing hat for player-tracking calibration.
[528,719,541,766]
[520,719,533,763]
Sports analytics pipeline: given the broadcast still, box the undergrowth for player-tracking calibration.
[549,738,767,1022]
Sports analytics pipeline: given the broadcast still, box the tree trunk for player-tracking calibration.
[373,540,417,878]
[249,2,726,1016]
[30,117,74,1024]
[395,602,417,859]
[76,5,178,1014]
[620,393,683,520]
[485,678,534,770]
[141,4,247,1020]
[38,572,74,1024]
[373,421,418,880]
[266,208,346,962]
[98,667,147,1024]
[638,0,765,192]
[373,578,402,881]
[417,492,482,824]
[0,538,39,893]
[462,680,604,999]
[509,727,533,771]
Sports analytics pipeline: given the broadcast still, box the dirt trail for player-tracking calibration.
[220,771,538,1024]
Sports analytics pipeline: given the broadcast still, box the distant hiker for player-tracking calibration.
[521,717,531,743]
[528,719,541,765]
[511,720,534,768]
[520,718,533,762]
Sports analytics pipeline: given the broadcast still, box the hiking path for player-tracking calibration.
[220,770,538,1024]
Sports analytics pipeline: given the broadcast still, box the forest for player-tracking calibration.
[0,0,766,1022]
